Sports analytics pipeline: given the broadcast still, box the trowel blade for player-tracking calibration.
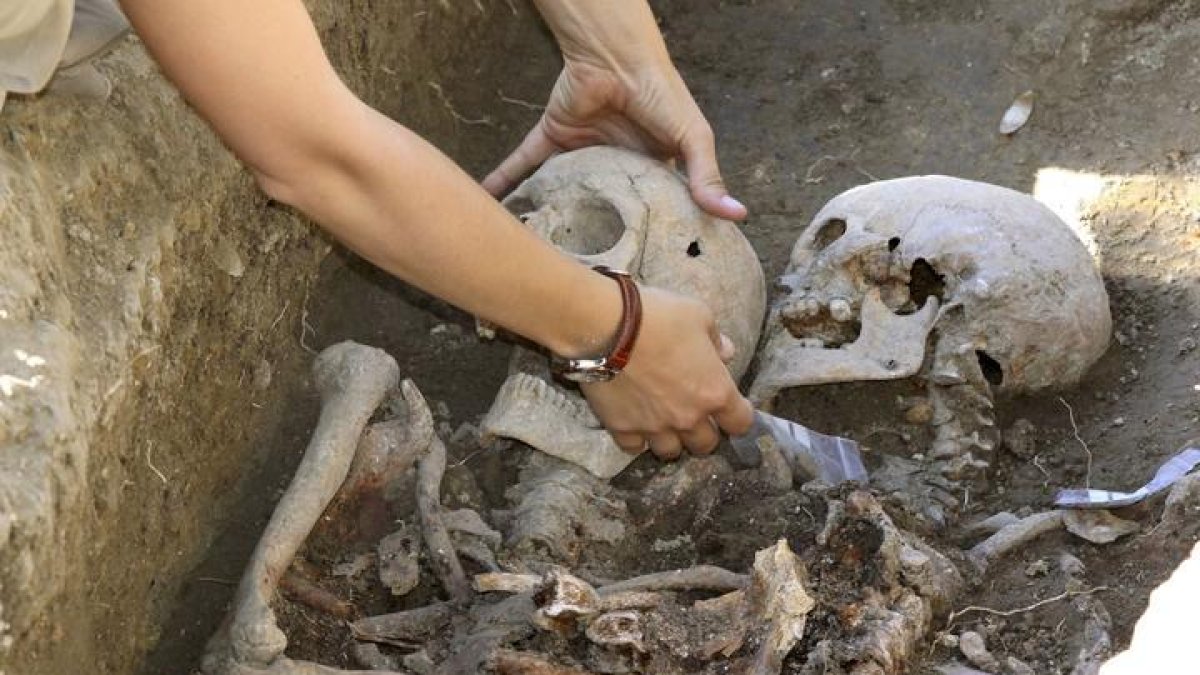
[730,410,868,485]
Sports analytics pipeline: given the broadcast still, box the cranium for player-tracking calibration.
[751,176,1110,477]
[482,147,767,478]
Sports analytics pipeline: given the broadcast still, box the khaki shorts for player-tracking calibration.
[0,0,128,108]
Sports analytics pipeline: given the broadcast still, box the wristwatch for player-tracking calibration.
[550,266,643,383]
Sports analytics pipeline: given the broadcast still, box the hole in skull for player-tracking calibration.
[976,350,1004,387]
[908,258,945,307]
[547,197,626,255]
[812,218,847,250]
[687,240,703,257]
[887,236,901,251]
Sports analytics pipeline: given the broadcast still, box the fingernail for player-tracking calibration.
[720,194,746,213]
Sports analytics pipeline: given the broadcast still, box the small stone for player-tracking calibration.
[938,632,960,649]
[1058,553,1086,577]
[1180,337,1197,354]
[905,399,935,425]
[1024,559,1050,577]
[1113,417,1126,426]
[959,631,1000,672]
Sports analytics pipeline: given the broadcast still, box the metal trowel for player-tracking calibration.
[730,410,868,484]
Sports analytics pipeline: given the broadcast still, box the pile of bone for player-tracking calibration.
[198,148,1114,675]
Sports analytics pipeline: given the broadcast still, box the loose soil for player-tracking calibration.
[142,0,1200,673]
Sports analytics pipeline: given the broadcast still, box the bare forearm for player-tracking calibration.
[283,105,621,357]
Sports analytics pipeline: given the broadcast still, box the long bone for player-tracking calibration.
[201,341,402,675]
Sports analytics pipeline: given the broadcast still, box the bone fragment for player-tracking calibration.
[745,539,816,675]
[596,590,667,611]
[749,289,939,405]
[350,602,454,648]
[279,570,355,620]
[474,572,543,594]
[597,565,748,596]
[969,510,1064,574]
[417,433,472,605]
[962,511,1020,538]
[506,460,626,563]
[533,568,601,634]
[201,341,399,674]
[486,649,596,675]
[585,610,646,651]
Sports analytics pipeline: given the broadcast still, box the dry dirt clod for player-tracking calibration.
[199,341,400,675]
[958,630,1001,672]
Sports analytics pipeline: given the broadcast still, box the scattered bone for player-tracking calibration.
[350,602,454,648]
[743,540,816,675]
[377,527,421,597]
[475,572,542,594]
[962,511,1021,539]
[352,643,401,671]
[532,568,601,634]
[958,631,1001,673]
[487,649,595,675]
[1063,509,1139,544]
[200,341,400,675]
[505,457,627,564]
[585,610,646,652]
[596,565,748,596]
[968,510,1065,574]
[484,147,765,477]
[417,431,472,605]
[279,570,355,620]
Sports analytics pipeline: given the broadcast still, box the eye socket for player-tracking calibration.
[812,218,847,250]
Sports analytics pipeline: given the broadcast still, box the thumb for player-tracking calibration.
[681,123,748,221]
[717,334,737,364]
[481,122,558,199]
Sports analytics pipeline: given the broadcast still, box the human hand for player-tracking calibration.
[481,43,746,221]
[579,286,755,460]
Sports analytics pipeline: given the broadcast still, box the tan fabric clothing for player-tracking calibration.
[0,0,128,108]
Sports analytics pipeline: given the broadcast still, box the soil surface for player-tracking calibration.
[143,0,1200,673]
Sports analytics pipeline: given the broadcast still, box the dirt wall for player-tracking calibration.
[0,2,555,674]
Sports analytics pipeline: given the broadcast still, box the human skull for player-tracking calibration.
[751,175,1111,404]
[482,147,767,478]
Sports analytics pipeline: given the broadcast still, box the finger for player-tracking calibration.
[680,418,720,456]
[648,432,683,462]
[713,392,755,436]
[612,431,647,456]
[680,122,748,221]
[481,122,559,198]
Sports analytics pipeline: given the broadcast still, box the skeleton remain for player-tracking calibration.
[481,146,767,479]
[749,176,1111,524]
